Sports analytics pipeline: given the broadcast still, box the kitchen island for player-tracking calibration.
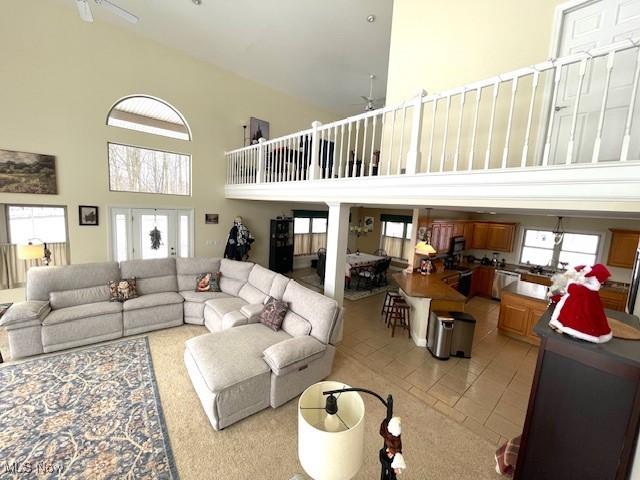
[392,271,466,347]
[498,280,548,346]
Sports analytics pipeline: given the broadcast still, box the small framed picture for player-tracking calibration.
[363,216,374,232]
[79,205,99,226]
[205,213,219,224]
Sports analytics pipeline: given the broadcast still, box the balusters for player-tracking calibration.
[387,109,397,175]
[347,122,353,177]
[369,115,377,176]
[621,46,640,162]
[468,87,481,170]
[440,95,451,172]
[362,117,369,177]
[352,120,360,177]
[542,64,563,166]
[521,71,539,168]
[331,126,337,178]
[338,124,345,178]
[378,112,386,176]
[427,98,438,173]
[502,76,519,169]
[566,58,588,165]
[484,81,500,170]
[454,90,466,171]
[398,106,407,175]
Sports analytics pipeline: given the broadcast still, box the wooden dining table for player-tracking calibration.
[345,253,385,287]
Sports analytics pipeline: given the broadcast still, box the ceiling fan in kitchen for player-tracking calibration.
[353,74,385,112]
[74,0,139,24]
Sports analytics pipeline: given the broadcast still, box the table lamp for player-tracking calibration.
[415,241,436,275]
[17,239,52,266]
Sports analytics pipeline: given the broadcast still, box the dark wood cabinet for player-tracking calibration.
[471,266,494,298]
[607,229,640,268]
[268,219,294,273]
[516,308,640,480]
[470,222,489,249]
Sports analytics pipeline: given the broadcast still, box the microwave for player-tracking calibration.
[449,236,466,255]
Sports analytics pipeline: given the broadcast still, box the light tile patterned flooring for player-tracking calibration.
[336,289,538,447]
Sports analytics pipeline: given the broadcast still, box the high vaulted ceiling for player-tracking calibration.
[57,0,394,116]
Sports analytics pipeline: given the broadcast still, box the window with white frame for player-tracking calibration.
[380,217,412,260]
[108,143,191,196]
[520,229,599,268]
[7,205,67,244]
[293,211,328,256]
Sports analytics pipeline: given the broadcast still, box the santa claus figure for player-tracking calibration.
[379,417,406,479]
[549,264,612,344]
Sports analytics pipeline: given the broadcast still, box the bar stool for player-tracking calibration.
[381,291,401,323]
[388,299,411,338]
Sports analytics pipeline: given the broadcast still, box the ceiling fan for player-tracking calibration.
[354,74,385,112]
[75,0,139,24]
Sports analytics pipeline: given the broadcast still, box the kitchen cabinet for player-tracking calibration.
[498,283,546,346]
[470,223,489,249]
[469,222,517,252]
[471,266,495,298]
[607,229,640,268]
[520,273,552,287]
[599,288,627,311]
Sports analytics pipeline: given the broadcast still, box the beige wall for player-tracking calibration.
[386,0,564,103]
[0,0,337,292]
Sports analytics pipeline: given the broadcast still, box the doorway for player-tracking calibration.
[110,207,193,261]
[547,0,640,163]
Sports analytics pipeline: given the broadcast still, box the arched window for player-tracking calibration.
[107,95,191,141]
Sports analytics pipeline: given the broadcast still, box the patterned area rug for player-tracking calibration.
[0,338,177,479]
[299,274,396,301]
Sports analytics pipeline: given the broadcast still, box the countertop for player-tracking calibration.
[392,271,467,302]
[535,306,640,368]
[502,280,549,302]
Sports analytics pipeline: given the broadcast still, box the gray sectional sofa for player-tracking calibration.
[0,257,343,430]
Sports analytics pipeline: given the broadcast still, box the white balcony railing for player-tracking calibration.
[226,38,640,186]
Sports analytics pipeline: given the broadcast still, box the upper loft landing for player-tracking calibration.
[225,39,640,214]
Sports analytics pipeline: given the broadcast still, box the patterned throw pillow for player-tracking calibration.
[258,296,289,331]
[195,272,221,292]
[109,277,137,302]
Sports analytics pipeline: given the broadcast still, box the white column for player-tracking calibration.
[323,202,351,308]
[308,121,322,180]
[256,137,265,183]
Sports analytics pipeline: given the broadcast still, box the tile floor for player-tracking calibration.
[306,270,538,447]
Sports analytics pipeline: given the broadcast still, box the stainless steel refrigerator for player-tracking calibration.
[626,242,640,317]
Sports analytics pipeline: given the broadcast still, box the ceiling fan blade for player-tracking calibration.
[75,0,94,22]
[360,95,372,102]
[95,0,139,24]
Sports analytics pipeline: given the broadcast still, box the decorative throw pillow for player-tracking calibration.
[109,277,137,302]
[258,296,289,331]
[196,272,221,292]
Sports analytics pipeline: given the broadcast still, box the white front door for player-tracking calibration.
[549,0,640,163]
[110,207,193,261]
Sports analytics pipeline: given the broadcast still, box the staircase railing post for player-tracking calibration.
[256,137,265,183]
[309,121,322,180]
[406,89,427,175]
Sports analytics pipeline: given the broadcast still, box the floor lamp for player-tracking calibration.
[17,239,52,266]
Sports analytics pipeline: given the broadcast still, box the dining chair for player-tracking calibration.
[373,249,387,257]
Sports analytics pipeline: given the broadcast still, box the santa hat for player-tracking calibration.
[549,263,612,344]
[388,417,402,437]
[391,452,406,471]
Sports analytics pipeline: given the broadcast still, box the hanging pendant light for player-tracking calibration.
[552,216,565,245]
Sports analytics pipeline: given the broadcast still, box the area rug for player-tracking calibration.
[0,337,177,479]
[299,274,396,301]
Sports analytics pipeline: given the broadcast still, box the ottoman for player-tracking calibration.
[184,323,291,430]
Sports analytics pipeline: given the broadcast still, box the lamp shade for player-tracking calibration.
[17,243,43,261]
[415,241,436,256]
[298,381,365,480]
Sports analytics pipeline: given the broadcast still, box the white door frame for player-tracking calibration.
[533,0,600,165]
[107,206,194,261]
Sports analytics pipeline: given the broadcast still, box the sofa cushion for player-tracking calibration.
[263,336,326,376]
[26,262,120,302]
[0,301,51,327]
[238,283,268,304]
[222,310,248,329]
[122,292,184,311]
[119,258,178,294]
[247,264,277,295]
[205,297,248,319]
[176,257,221,292]
[49,285,111,310]
[258,297,288,331]
[219,276,246,296]
[43,302,122,326]
[220,259,254,281]
[184,324,291,393]
[283,280,339,344]
[240,303,264,321]
[281,310,312,337]
[180,291,230,303]
[269,274,290,300]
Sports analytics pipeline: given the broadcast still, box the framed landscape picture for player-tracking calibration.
[205,213,219,224]
[79,205,99,226]
[0,149,57,194]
